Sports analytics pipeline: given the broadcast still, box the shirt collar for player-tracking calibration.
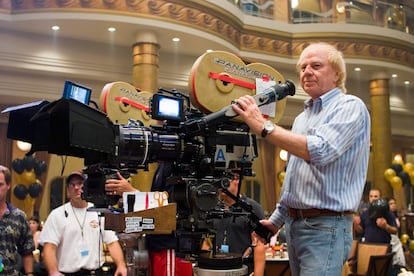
[4,202,14,215]
[304,88,341,112]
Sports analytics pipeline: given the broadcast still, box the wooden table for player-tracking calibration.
[265,255,291,276]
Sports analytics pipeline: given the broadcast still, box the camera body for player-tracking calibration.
[4,81,294,242]
[82,166,132,208]
[82,89,259,232]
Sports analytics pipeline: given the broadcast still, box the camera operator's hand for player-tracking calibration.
[105,172,137,196]
[254,219,279,243]
[232,95,266,135]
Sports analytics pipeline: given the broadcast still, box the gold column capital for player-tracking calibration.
[370,78,389,97]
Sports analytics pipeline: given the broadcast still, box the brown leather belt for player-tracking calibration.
[288,208,354,219]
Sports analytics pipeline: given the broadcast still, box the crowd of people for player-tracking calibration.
[0,42,411,276]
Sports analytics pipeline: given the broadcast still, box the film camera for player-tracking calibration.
[4,80,294,243]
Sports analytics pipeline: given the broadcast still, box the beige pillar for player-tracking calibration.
[130,32,160,192]
[370,75,393,198]
[132,32,160,93]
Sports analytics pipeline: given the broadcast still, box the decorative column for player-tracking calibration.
[370,74,392,197]
[132,32,160,93]
[130,32,160,192]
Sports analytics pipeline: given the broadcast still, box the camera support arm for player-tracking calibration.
[183,80,295,135]
[220,188,274,243]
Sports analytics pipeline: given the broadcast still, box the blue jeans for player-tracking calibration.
[285,214,353,276]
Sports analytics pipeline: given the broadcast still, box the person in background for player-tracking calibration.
[232,42,371,275]
[29,216,42,250]
[354,189,397,244]
[39,171,127,276]
[29,216,48,276]
[368,188,381,203]
[389,197,401,229]
[211,171,266,275]
[353,188,381,239]
[0,165,34,276]
[388,197,406,276]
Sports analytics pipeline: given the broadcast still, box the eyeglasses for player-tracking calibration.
[68,181,84,188]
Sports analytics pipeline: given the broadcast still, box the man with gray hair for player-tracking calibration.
[232,42,371,275]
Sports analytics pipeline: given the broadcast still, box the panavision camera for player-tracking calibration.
[4,79,295,244]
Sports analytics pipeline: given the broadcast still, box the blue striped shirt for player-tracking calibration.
[269,88,371,227]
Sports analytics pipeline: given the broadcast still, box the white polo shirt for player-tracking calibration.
[39,202,118,273]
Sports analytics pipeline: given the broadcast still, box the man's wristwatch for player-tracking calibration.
[261,120,275,138]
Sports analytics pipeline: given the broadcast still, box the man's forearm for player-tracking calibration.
[384,224,398,235]
[22,254,34,275]
[107,241,127,269]
[42,243,61,275]
[253,241,266,276]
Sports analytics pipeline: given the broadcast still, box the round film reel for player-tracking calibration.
[99,81,156,126]
[189,51,287,124]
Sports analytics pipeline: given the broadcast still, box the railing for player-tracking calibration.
[227,0,414,35]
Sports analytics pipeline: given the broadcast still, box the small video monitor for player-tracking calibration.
[62,80,92,105]
[151,94,183,122]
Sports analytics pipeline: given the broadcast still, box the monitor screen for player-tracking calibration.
[62,80,92,105]
[151,94,183,122]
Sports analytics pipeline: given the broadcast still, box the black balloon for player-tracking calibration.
[391,163,403,174]
[13,184,28,200]
[28,182,42,198]
[34,161,47,176]
[21,156,34,171]
[399,171,412,186]
[12,159,24,174]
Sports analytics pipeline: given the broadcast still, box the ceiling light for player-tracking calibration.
[108,27,116,32]
[393,154,403,163]
[16,141,32,152]
[336,2,347,13]
[404,80,410,85]
[51,25,60,31]
[391,74,398,78]
[172,37,180,42]
[206,49,213,53]
[354,67,361,72]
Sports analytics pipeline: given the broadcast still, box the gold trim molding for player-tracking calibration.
[2,0,413,68]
